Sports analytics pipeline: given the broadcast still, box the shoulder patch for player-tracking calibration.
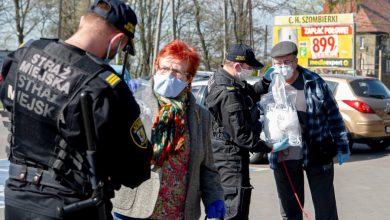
[18,39,34,48]
[130,117,148,149]
[226,86,237,91]
[99,71,121,87]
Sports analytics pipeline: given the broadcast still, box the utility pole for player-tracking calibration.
[152,0,164,74]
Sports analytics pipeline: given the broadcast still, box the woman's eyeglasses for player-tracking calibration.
[157,66,190,81]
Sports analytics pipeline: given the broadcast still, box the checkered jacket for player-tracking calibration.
[269,66,349,169]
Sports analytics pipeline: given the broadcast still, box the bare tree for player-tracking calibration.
[223,0,229,59]
[152,0,164,74]
[171,0,177,40]
[59,0,90,40]
[193,0,211,70]
[134,0,159,77]
[0,0,327,73]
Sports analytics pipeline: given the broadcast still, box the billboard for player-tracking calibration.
[273,13,354,70]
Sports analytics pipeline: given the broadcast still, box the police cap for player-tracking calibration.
[89,0,137,55]
[226,44,264,70]
[270,41,298,58]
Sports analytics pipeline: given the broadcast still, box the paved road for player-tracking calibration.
[248,144,390,220]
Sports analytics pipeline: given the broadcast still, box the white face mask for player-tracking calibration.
[275,65,294,80]
[153,73,188,98]
[104,38,123,63]
[237,68,252,81]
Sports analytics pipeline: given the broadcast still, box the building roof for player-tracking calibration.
[322,0,390,34]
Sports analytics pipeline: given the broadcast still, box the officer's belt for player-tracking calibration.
[9,163,67,190]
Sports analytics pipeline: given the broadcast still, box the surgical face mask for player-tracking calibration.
[237,68,252,81]
[153,73,188,98]
[104,38,123,63]
[275,65,294,80]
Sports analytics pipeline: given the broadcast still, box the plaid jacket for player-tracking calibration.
[269,66,349,169]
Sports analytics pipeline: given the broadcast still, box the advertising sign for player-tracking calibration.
[273,14,354,70]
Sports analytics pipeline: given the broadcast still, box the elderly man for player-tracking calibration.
[264,41,350,220]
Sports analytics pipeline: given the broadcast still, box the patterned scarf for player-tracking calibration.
[151,91,191,219]
[151,92,189,166]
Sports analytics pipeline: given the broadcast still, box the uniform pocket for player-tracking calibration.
[224,187,239,218]
[227,103,245,127]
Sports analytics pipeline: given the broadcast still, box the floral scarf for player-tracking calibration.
[150,92,191,219]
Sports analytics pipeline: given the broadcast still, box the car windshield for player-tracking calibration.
[350,79,390,99]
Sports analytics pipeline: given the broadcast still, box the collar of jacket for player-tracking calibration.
[216,67,246,88]
[298,65,322,85]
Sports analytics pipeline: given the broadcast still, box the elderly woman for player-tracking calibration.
[112,40,225,220]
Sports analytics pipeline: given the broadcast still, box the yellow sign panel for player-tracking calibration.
[273,13,355,70]
[274,13,354,25]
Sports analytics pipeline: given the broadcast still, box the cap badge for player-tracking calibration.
[235,55,246,61]
[124,22,135,34]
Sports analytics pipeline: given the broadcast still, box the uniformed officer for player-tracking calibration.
[206,43,290,220]
[0,0,152,219]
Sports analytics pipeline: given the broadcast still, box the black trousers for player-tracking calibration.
[5,178,113,220]
[273,160,338,220]
[212,139,252,220]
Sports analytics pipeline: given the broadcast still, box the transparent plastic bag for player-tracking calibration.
[260,73,302,146]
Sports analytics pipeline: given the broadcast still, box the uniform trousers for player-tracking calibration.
[273,160,338,220]
[212,139,252,220]
[5,178,113,220]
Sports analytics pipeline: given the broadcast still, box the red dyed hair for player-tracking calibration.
[155,40,200,77]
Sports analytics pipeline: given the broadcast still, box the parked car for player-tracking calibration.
[192,74,268,164]
[322,74,390,151]
[193,71,213,82]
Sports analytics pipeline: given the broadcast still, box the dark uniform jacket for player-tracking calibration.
[206,67,271,153]
[0,39,152,219]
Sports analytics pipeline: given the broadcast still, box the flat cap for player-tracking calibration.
[89,0,137,55]
[270,41,298,58]
[226,44,264,69]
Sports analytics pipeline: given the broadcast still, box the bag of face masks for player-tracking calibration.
[260,73,302,147]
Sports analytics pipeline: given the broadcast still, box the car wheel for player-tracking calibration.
[368,140,389,151]
[250,152,267,164]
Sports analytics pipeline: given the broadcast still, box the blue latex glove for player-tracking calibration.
[113,212,131,220]
[264,66,276,81]
[127,79,141,93]
[272,138,290,152]
[337,152,350,165]
[207,199,225,219]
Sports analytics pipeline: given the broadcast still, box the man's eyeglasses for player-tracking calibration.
[157,66,190,81]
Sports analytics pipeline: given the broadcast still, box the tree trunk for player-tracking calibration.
[171,0,177,40]
[223,0,229,59]
[193,0,211,70]
[152,0,164,74]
